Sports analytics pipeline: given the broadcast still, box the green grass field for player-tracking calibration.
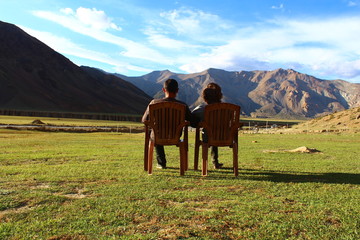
[0,118,359,239]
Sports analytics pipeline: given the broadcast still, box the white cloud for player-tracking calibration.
[59,7,121,31]
[157,7,232,43]
[32,8,172,64]
[143,27,205,51]
[179,15,360,81]
[74,7,122,31]
[348,1,357,7]
[60,8,74,15]
[20,26,152,73]
[271,4,284,10]
[30,5,360,82]
[137,6,360,82]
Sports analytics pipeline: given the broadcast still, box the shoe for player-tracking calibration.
[213,163,223,169]
[156,164,166,169]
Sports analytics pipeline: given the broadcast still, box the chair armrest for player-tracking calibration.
[178,120,190,129]
[143,120,150,126]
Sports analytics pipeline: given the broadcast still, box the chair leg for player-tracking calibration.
[194,128,200,170]
[184,126,188,171]
[179,144,186,176]
[233,143,238,177]
[202,143,208,176]
[148,141,154,175]
[182,140,188,171]
[144,129,150,171]
[185,145,188,171]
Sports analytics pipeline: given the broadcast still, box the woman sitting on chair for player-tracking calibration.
[192,83,224,169]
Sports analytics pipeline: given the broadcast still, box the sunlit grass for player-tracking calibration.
[0,127,359,239]
[0,115,143,127]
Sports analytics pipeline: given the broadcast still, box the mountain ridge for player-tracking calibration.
[119,68,360,118]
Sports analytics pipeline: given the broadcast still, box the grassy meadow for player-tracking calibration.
[0,115,143,128]
[0,116,359,239]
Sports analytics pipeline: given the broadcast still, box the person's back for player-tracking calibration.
[191,83,224,169]
[142,79,192,169]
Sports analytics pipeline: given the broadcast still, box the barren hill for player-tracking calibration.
[290,106,360,132]
[119,68,360,119]
[0,21,151,115]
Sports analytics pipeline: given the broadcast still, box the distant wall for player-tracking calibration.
[0,109,142,122]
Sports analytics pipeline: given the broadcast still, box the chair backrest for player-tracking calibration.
[147,101,188,145]
[202,103,241,146]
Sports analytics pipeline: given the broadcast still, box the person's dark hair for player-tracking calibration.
[202,82,222,104]
[164,79,179,93]
[206,83,222,102]
[202,88,221,104]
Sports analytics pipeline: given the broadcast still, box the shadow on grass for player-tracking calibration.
[161,167,360,185]
[238,169,360,185]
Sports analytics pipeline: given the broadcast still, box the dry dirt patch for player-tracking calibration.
[0,205,36,219]
[263,146,321,153]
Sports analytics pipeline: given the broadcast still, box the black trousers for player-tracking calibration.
[211,146,219,163]
[203,130,219,164]
[155,145,166,166]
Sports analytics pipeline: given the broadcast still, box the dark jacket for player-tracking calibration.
[142,97,194,124]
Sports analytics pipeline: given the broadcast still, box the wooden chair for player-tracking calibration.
[143,102,189,175]
[194,103,241,176]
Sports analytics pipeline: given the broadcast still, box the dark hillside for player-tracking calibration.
[0,21,151,115]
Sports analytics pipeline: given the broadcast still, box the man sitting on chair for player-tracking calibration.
[142,79,193,169]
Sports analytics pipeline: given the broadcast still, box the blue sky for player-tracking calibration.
[1,0,360,83]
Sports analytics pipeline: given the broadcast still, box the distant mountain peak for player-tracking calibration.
[204,67,226,73]
[271,68,298,75]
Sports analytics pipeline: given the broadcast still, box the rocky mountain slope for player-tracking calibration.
[0,21,151,115]
[119,68,360,118]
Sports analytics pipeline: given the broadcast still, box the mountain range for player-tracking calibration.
[1,20,360,119]
[118,68,360,118]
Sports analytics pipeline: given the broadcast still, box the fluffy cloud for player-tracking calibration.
[348,1,358,7]
[20,26,152,73]
[177,15,360,82]
[271,4,284,10]
[31,5,360,82]
[60,7,121,31]
[143,27,206,51]
[157,8,232,43]
[32,8,172,64]
[141,6,360,82]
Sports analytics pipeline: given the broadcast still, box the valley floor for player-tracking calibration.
[0,129,359,239]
